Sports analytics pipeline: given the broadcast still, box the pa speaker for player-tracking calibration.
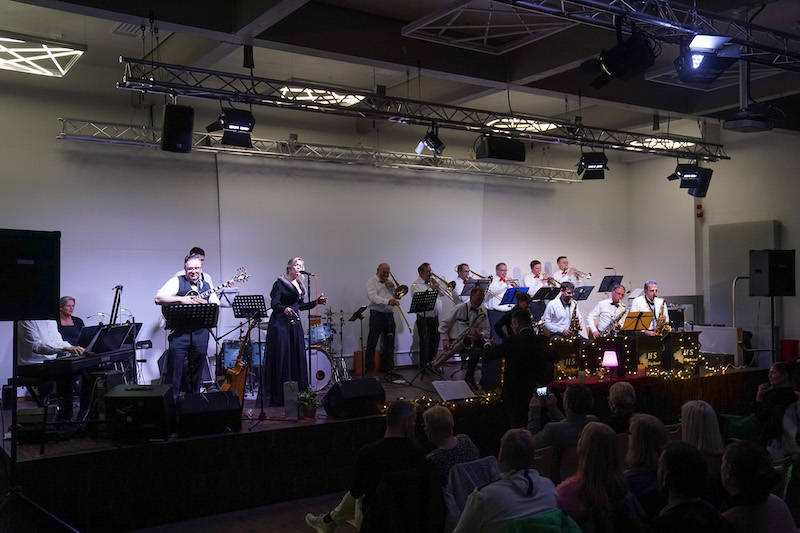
[105,384,175,441]
[0,229,60,321]
[750,249,795,297]
[177,391,241,436]
[475,135,525,162]
[323,378,385,418]
[161,104,194,153]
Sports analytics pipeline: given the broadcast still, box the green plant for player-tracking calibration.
[297,388,320,408]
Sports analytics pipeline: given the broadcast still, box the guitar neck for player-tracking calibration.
[199,281,228,299]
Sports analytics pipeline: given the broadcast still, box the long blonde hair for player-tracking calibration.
[577,422,628,513]
[681,400,724,455]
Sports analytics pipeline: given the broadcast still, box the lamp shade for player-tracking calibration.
[601,350,619,368]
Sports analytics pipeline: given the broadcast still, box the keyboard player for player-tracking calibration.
[16,319,86,420]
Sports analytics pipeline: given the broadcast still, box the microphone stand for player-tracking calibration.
[305,272,313,387]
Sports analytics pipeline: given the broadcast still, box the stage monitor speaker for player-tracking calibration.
[0,229,60,320]
[749,249,795,296]
[322,378,385,419]
[105,384,175,441]
[161,104,194,153]
[474,135,526,162]
[176,390,241,437]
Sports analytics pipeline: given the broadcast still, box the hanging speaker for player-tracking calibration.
[749,249,795,297]
[161,104,194,153]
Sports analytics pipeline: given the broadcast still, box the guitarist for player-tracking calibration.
[155,254,219,398]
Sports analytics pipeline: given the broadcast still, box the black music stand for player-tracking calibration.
[461,279,490,298]
[532,287,560,301]
[231,295,271,427]
[162,303,219,401]
[406,290,441,385]
[574,286,594,301]
[599,275,623,292]
[500,287,529,306]
[348,306,368,376]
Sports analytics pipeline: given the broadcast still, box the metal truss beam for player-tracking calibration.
[500,0,800,72]
[57,118,582,184]
[117,57,728,161]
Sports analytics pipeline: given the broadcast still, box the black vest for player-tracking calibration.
[176,275,210,297]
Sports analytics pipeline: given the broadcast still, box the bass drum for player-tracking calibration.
[308,345,333,392]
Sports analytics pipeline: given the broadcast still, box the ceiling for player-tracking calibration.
[5,0,800,137]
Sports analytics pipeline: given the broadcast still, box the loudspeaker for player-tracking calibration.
[749,249,795,296]
[161,104,194,153]
[474,135,526,162]
[105,384,175,441]
[323,378,385,418]
[177,391,241,436]
[0,229,60,320]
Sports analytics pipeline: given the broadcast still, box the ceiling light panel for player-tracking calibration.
[0,31,85,77]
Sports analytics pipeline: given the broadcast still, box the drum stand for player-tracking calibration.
[330,310,350,385]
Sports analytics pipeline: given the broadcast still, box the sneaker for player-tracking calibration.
[305,513,335,533]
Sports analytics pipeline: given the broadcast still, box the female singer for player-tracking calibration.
[57,296,84,346]
[264,257,327,406]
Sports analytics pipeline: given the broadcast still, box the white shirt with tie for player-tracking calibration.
[439,302,489,340]
[523,272,547,296]
[629,295,669,331]
[554,269,577,284]
[485,278,513,312]
[366,275,396,313]
[543,297,583,335]
[587,298,628,336]
[410,277,442,318]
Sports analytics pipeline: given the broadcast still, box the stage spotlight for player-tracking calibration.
[674,45,738,84]
[415,124,445,155]
[576,152,608,180]
[667,163,699,183]
[687,167,713,197]
[583,30,656,89]
[206,107,255,148]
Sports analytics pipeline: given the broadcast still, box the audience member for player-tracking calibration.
[754,362,797,457]
[423,405,480,486]
[721,440,798,533]
[556,422,644,532]
[624,414,669,519]
[604,381,636,433]
[650,441,734,533]
[528,384,597,449]
[453,428,558,533]
[682,400,724,472]
[305,400,427,532]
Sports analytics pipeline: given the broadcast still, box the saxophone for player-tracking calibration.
[654,301,671,338]
[600,305,627,337]
[567,303,581,339]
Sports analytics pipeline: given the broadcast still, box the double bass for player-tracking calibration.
[220,319,257,403]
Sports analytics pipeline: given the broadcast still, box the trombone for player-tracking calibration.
[389,272,412,331]
[468,270,493,282]
[430,272,456,294]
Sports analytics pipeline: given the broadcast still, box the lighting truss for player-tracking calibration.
[117,57,728,161]
[499,0,800,72]
[0,31,85,77]
[402,0,578,55]
[57,118,582,184]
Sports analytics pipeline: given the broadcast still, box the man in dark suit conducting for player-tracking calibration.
[483,309,554,427]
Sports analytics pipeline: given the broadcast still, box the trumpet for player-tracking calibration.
[544,275,562,288]
[468,270,493,282]
[573,269,592,280]
[389,272,412,331]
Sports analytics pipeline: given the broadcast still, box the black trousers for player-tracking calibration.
[416,316,439,368]
[487,310,506,344]
[17,364,90,420]
[164,329,209,398]
[464,341,485,384]
[366,311,395,373]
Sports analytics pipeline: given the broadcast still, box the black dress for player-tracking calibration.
[264,277,318,406]
[57,316,84,346]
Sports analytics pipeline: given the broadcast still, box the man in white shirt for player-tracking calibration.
[542,282,583,338]
[365,263,401,375]
[410,262,442,370]
[629,280,673,368]
[173,246,213,285]
[554,256,578,284]
[452,263,471,304]
[156,254,220,399]
[439,287,489,388]
[523,260,552,322]
[587,284,628,338]
[16,319,86,419]
[485,263,515,343]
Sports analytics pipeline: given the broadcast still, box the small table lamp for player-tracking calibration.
[602,350,619,379]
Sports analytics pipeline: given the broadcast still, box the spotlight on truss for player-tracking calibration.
[577,152,608,180]
[582,30,656,89]
[415,124,445,155]
[206,107,255,148]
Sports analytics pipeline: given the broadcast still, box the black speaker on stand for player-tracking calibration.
[161,104,194,153]
[749,249,796,362]
[323,378,385,418]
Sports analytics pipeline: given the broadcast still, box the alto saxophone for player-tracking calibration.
[567,303,581,339]
[600,305,627,337]
[654,301,671,338]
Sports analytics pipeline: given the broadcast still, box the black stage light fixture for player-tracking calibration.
[415,124,445,155]
[206,107,256,148]
[687,167,713,197]
[674,46,738,84]
[583,29,656,89]
[577,152,608,180]
[667,163,700,184]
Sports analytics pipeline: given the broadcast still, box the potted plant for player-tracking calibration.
[297,388,320,419]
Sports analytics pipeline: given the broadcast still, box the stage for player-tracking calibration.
[0,364,767,532]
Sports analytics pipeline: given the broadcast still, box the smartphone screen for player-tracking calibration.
[536,386,548,397]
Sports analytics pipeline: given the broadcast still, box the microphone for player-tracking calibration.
[300,270,316,276]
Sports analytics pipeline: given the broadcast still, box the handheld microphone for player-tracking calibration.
[300,270,316,276]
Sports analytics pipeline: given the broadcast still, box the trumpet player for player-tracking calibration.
[542,282,583,338]
[554,256,578,284]
[365,263,400,376]
[486,262,516,343]
[411,262,442,369]
[438,287,490,389]
[629,280,669,336]
[523,260,550,322]
[587,284,627,338]
[453,263,471,304]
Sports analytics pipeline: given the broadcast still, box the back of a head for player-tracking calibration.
[499,428,536,472]
[723,440,780,504]
[423,405,454,440]
[627,414,668,471]
[565,384,594,416]
[578,422,626,510]
[681,400,723,455]
[608,381,636,413]
[659,441,708,498]
[386,399,416,431]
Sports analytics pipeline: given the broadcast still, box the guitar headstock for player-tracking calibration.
[232,267,249,284]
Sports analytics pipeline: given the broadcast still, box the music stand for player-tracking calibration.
[407,290,440,385]
[622,311,653,331]
[218,287,240,308]
[461,279,490,297]
[348,306,368,376]
[599,275,623,292]
[574,286,594,301]
[231,295,271,427]
[532,287,560,301]
[500,287,529,306]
